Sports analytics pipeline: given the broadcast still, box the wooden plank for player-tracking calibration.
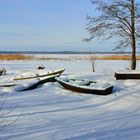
[115,72,140,79]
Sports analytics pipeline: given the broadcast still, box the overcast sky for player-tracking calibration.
[0,0,118,52]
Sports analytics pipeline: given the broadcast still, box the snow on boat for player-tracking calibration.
[13,69,65,80]
[115,70,140,80]
[55,77,113,95]
[14,74,59,92]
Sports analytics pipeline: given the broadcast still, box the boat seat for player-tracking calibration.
[90,82,111,88]
[69,80,90,86]
[63,77,69,82]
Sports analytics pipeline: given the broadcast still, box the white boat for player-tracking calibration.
[14,74,59,91]
[14,69,65,80]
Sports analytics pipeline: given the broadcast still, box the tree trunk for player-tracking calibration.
[131,0,136,70]
[91,59,95,72]
[131,42,136,70]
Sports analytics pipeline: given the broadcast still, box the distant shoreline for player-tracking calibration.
[0,51,135,55]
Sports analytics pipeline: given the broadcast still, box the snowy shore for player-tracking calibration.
[0,58,140,140]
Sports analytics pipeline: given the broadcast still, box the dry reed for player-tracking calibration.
[1,54,140,61]
[97,55,140,60]
[0,54,33,60]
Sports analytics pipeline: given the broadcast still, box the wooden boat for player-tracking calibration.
[115,70,140,80]
[14,74,59,91]
[14,69,65,80]
[0,82,19,87]
[0,68,6,76]
[55,77,113,95]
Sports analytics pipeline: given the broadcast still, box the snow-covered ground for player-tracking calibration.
[0,58,140,140]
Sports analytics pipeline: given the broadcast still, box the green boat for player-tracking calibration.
[55,77,113,95]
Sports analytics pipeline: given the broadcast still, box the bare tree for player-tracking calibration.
[85,0,140,70]
[0,92,20,139]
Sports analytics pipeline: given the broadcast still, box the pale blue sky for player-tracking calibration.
[0,0,116,52]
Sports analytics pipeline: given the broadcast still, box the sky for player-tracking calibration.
[0,0,120,52]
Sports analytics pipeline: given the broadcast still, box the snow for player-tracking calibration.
[0,57,140,140]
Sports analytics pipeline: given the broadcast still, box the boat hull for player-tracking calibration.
[14,74,59,91]
[14,69,65,80]
[56,78,113,95]
[115,72,140,80]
